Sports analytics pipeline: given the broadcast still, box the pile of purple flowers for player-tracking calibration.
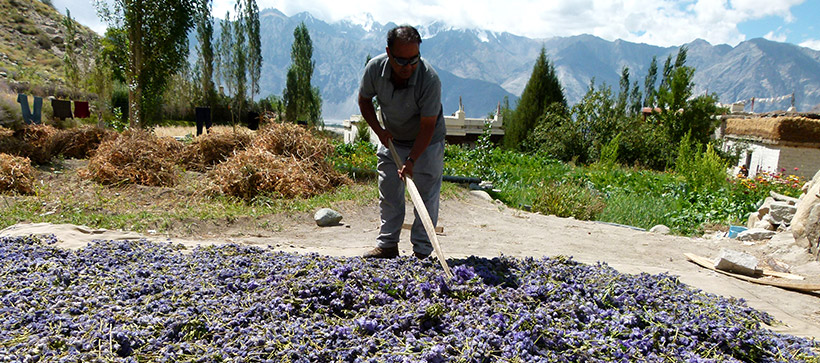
[0,235,817,362]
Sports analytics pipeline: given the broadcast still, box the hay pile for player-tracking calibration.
[0,153,35,195]
[51,126,119,159]
[0,125,58,164]
[180,129,252,172]
[209,123,350,200]
[81,130,183,187]
[725,117,820,144]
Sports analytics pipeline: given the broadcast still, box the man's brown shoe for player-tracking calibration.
[363,246,399,259]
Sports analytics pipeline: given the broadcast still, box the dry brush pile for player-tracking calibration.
[0,153,35,195]
[0,121,350,200]
[207,122,350,200]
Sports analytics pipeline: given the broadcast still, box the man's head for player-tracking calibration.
[386,25,422,81]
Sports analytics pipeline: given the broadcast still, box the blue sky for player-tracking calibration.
[54,0,820,50]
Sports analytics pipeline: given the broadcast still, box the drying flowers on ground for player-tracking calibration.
[0,236,816,362]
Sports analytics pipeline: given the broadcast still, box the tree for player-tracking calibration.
[283,22,322,127]
[244,0,261,103]
[616,66,630,116]
[504,46,566,150]
[95,0,197,128]
[194,0,215,108]
[643,56,658,107]
[217,10,233,95]
[62,9,80,91]
[230,0,247,126]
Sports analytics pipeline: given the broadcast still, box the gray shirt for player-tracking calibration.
[358,53,446,145]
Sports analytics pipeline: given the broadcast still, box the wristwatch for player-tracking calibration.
[405,156,415,164]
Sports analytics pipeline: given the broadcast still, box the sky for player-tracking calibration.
[53,0,820,50]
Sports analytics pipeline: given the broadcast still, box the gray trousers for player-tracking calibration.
[376,140,444,256]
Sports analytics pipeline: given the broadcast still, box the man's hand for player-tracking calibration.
[398,159,413,180]
[376,128,393,147]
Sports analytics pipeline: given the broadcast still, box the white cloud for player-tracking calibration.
[800,39,820,50]
[52,0,811,47]
[764,29,788,42]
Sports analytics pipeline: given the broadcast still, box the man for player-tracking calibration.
[358,25,446,260]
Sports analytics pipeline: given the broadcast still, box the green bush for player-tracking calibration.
[530,180,606,221]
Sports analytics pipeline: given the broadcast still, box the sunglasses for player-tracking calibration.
[392,53,420,67]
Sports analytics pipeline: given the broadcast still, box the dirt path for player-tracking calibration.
[4,190,819,340]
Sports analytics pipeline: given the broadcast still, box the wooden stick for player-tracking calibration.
[684,253,820,292]
[388,140,453,279]
[402,223,444,234]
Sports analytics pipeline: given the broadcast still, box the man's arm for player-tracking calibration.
[358,94,392,145]
[399,115,436,179]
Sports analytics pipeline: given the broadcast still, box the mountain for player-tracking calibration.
[239,9,820,122]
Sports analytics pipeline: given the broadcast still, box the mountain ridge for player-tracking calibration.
[246,9,820,121]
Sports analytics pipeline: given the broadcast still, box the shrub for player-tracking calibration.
[81,130,182,186]
[531,180,606,220]
[0,153,34,194]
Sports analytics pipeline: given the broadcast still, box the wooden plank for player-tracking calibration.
[402,223,444,234]
[388,140,453,279]
[684,253,820,292]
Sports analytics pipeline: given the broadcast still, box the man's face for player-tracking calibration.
[387,40,420,81]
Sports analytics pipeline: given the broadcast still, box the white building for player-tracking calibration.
[721,115,820,180]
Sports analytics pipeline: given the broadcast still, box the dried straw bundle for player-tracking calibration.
[0,125,58,164]
[50,126,119,159]
[0,153,34,195]
[180,130,252,172]
[725,117,820,144]
[209,148,349,200]
[82,130,182,187]
[251,122,334,162]
[208,122,349,200]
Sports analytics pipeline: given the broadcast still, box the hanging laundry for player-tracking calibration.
[73,101,90,118]
[31,96,43,124]
[52,99,73,120]
[17,94,33,124]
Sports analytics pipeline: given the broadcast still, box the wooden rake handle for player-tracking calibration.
[387,140,453,279]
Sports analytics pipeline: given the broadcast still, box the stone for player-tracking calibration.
[753,214,776,231]
[736,228,776,241]
[769,202,797,225]
[469,190,493,201]
[770,190,799,205]
[314,208,343,227]
[713,249,762,277]
[746,212,760,229]
[790,169,820,254]
[649,225,671,234]
[757,197,775,217]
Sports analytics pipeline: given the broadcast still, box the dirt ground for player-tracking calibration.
[2,159,819,341]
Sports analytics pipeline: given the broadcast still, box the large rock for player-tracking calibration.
[753,214,776,231]
[649,225,671,234]
[769,201,797,225]
[770,190,799,205]
[737,228,776,241]
[314,208,343,226]
[791,169,820,256]
[757,197,775,217]
[713,249,762,277]
[746,212,760,229]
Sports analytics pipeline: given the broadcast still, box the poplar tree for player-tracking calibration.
[244,0,261,101]
[503,46,565,150]
[62,9,81,91]
[194,0,215,108]
[643,56,658,107]
[283,22,322,127]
